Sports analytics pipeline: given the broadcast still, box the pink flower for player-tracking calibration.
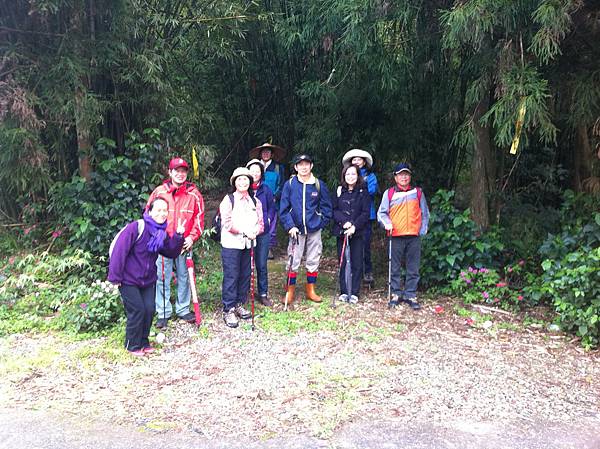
[507,267,513,273]
[80,303,88,310]
[465,279,472,284]
[496,282,507,288]
[479,268,489,273]
[519,260,525,266]
[8,256,15,265]
[482,291,489,299]
[465,317,475,326]
[493,298,500,303]
[51,229,63,239]
[434,305,444,314]
[23,226,33,235]
[517,295,524,301]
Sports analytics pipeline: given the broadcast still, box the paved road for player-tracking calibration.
[1,409,599,449]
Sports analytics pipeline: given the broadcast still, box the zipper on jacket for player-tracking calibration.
[302,181,307,234]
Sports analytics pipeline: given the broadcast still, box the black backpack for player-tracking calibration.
[210,194,257,242]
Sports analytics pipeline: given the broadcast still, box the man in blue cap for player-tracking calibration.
[377,163,429,310]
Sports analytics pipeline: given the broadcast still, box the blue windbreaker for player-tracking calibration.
[279,175,333,234]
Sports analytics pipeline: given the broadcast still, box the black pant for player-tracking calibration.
[390,236,421,299]
[337,234,364,297]
[120,284,155,351]
[221,247,251,311]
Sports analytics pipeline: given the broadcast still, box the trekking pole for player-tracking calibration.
[284,235,298,311]
[332,234,348,309]
[387,231,392,305]
[161,256,166,322]
[186,252,202,326]
[250,239,256,331]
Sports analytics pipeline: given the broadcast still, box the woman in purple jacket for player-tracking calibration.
[108,197,185,356]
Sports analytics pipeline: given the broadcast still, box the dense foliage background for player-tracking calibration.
[1,0,599,346]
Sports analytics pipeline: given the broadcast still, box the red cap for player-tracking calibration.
[169,158,189,170]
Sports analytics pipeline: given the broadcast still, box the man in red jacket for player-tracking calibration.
[146,157,205,328]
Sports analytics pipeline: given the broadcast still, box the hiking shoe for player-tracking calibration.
[363,272,374,283]
[388,294,400,309]
[223,308,239,328]
[268,249,275,260]
[156,318,169,329]
[142,346,156,354]
[128,349,146,357]
[258,294,273,307]
[403,298,421,310]
[348,295,359,304]
[178,312,196,323]
[338,294,349,303]
[235,304,252,320]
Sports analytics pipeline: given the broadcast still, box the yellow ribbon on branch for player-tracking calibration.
[510,97,527,155]
[191,145,199,178]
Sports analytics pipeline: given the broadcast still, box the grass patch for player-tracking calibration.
[259,302,344,335]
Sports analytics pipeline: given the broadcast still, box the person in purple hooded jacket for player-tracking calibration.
[108,197,185,356]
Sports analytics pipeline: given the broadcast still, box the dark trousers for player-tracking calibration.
[363,221,374,275]
[221,247,251,311]
[120,284,155,351]
[255,233,270,295]
[390,236,421,299]
[337,234,364,297]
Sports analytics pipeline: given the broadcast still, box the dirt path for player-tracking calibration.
[0,253,599,447]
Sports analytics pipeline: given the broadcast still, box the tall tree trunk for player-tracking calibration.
[573,124,593,192]
[74,84,92,182]
[470,94,492,230]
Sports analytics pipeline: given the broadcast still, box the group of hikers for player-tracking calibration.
[107,144,430,356]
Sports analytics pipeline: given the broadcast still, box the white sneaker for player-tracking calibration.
[348,295,359,304]
[338,294,349,303]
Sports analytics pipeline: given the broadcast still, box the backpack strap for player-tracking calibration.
[387,187,395,203]
[136,219,145,238]
[336,186,342,198]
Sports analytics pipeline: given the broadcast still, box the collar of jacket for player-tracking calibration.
[395,184,412,192]
[297,174,316,185]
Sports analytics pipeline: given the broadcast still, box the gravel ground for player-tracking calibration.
[1,288,599,442]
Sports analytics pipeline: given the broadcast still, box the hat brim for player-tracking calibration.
[249,144,286,162]
[394,169,412,175]
[342,149,373,168]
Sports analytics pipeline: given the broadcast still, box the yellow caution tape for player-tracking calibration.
[192,145,199,178]
[510,98,527,155]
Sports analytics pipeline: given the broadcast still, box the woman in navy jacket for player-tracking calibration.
[332,164,371,303]
[108,197,185,356]
[246,159,277,306]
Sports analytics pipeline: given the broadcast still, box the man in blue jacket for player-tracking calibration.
[279,154,333,305]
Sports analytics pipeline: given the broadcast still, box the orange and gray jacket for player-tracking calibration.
[377,186,429,237]
[146,181,205,241]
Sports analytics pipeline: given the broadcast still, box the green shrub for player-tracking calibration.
[447,262,526,310]
[48,130,165,256]
[421,190,504,286]
[58,280,124,333]
[540,247,600,349]
[0,249,122,335]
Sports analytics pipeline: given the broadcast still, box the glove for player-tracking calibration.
[289,227,299,239]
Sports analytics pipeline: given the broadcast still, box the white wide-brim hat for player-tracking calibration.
[342,149,373,168]
[230,167,253,186]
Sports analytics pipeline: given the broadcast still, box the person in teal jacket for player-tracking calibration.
[249,143,286,258]
[342,149,379,283]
